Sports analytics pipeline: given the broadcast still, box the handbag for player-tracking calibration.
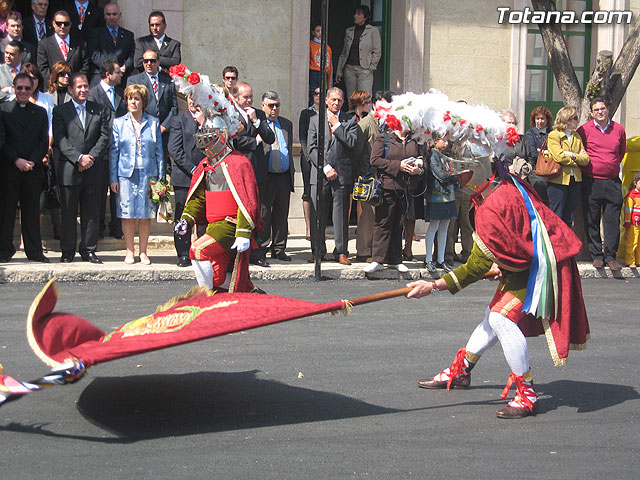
[353,170,383,206]
[535,138,561,177]
[42,163,61,210]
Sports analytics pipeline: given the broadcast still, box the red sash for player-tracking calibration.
[205,190,237,223]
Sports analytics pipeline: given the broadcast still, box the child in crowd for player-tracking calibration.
[623,172,640,268]
[424,137,459,276]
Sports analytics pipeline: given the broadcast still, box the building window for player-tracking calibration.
[524,0,592,124]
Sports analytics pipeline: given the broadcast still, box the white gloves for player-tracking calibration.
[231,237,250,253]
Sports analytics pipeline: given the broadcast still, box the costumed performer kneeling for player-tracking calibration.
[374,90,590,419]
[170,65,262,292]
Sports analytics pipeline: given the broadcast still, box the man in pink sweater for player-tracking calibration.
[577,97,626,270]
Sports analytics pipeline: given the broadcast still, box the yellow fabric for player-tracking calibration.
[546,129,590,185]
[617,136,640,258]
[624,226,640,266]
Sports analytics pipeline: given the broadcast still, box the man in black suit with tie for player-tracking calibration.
[37,10,89,89]
[308,87,359,265]
[22,0,53,48]
[1,12,37,65]
[88,59,125,240]
[127,49,178,173]
[232,81,275,266]
[167,95,207,267]
[0,73,50,263]
[53,72,111,263]
[133,11,181,71]
[259,91,295,262]
[64,0,104,43]
[87,2,134,86]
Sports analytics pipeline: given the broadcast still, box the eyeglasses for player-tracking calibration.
[142,58,158,64]
[58,71,70,77]
[15,86,31,91]
[224,76,237,80]
[54,21,71,27]
[592,107,607,112]
[313,91,320,96]
[264,102,280,109]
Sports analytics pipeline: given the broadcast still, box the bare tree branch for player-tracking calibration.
[531,0,582,107]
[608,16,640,113]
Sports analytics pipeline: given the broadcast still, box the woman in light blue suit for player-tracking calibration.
[109,84,165,265]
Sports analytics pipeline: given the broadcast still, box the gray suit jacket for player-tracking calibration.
[308,111,358,186]
[0,37,37,65]
[52,99,112,186]
[0,63,14,103]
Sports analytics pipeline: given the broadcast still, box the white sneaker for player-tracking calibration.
[363,261,383,273]
[389,263,409,273]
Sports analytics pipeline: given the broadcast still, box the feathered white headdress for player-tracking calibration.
[374,89,519,156]
[168,64,241,137]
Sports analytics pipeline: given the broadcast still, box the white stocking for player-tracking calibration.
[192,260,214,289]
[435,219,450,264]
[465,308,499,356]
[424,220,440,262]
[487,312,530,375]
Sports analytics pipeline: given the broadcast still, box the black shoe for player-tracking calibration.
[81,252,103,264]
[0,256,11,263]
[177,256,191,267]
[29,254,50,263]
[251,256,270,267]
[61,255,73,263]
[271,251,291,261]
[251,286,267,294]
[436,261,453,273]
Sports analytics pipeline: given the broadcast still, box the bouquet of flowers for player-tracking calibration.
[150,178,173,223]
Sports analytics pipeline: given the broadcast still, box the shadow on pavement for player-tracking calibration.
[68,370,402,441]
[537,379,640,413]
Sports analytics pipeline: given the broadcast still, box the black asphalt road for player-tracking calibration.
[1,279,639,479]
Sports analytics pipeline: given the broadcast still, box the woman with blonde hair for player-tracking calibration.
[110,84,164,264]
[546,106,590,226]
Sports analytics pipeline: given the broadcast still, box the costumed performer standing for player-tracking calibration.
[170,64,262,292]
[375,91,590,419]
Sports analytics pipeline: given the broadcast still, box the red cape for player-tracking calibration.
[476,176,589,365]
[187,151,263,292]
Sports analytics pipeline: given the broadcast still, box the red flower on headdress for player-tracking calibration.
[475,124,483,132]
[169,64,187,78]
[386,114,402,132]
[187,72,201,85]
[506,126,520,146]
[459,119,467,126]
[443,111,451,122]
[424,129,431,135]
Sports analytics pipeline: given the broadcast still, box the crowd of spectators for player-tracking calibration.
[0,2,633,274]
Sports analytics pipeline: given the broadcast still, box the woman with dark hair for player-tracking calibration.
[47,61,72,106]
[110,84,165,265]
[308,21,332,105]
[525,105,553,202]
[335,5,382,98]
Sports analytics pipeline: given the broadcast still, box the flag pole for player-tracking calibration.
[314,0,329,281]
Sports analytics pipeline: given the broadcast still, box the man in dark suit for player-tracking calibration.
[87,2,134,86]
[167,95,207,267]
[53,72,111,263]
[127,49,178,173]
[259,91,294,261]
[133,11,181,71]
[88,59,125,240]
[232,81,275,266]
[37,10,90,89]
[308,87,358,265]
[0,73,50,263]
[22,0,53,48]
[1,12,37,64]
[64,0,104,43]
